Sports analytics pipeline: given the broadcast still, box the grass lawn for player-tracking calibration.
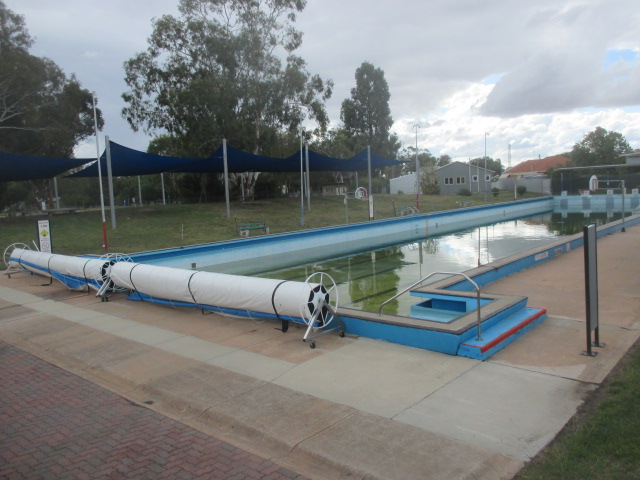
[0,192,525,256]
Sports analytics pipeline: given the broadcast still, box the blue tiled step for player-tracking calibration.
[457,307,547,360]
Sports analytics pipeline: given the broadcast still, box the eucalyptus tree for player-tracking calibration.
[122,0,333,198]
[0,1,103,209]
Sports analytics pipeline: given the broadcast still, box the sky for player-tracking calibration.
[5,0,640,168]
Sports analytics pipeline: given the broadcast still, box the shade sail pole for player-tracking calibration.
[92,92,108,251]
[300,130,304,226]
[305,143,311,211]
[161,173,166,205]
[223,139,231,218]
[105,136,117,229]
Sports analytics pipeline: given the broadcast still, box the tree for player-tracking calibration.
[469,157,504,177]
[437,154,451,167]
[570,127,632,167]
[0,2,101,156]
[340,62,400,158]
[0,1,103,209]
[121,0,333,199]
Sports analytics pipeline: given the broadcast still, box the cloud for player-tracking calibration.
[5,0,640,165]
[480,50,640,117]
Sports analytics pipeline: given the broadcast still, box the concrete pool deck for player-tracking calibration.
[1,221,639,479]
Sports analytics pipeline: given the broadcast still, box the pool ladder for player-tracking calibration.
[378,271,484,341]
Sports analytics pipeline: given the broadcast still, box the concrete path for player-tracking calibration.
[1,220,638,479]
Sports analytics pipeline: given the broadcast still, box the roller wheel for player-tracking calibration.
[301,272,339,327]
[3,243,30,268]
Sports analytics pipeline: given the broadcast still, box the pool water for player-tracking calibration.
[249,212,626,316]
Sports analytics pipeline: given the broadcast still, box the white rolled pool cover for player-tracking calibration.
[9,248,109,291]
[109,262,328,324]
[8,248,331,324]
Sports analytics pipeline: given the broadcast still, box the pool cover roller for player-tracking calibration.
[9,248,329,324]
[9,248,110,291]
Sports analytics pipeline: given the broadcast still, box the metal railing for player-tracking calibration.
[377,271,483,341]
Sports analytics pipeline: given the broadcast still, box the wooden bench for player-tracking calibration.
[45,207,78,215]
[235,216,269,237]
[395,205,419,216]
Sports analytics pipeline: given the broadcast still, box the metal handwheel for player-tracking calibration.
[97,253,133,284]
[300,271,339,328]
[3,243,30,268]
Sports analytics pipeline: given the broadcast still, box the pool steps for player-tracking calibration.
[457,307,547,360]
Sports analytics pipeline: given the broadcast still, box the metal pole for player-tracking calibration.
[484,132,489,201]
[160,173,166,205]
[300,130,304,227]
[137,176,142,206]
[305,143,311,210]
[223,139,231,218]
[53,177,60,209]
[91,92,108,251]
[622,180,626,232]
[367,145,372,221]
[477,227,481,266]
[414,124,420,210]
[105,136,116,229]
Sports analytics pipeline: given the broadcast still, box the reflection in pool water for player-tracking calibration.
[251,212,628,316]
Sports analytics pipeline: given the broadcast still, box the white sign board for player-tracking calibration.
[37,220,52,253]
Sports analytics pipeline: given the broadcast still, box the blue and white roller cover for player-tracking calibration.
[109,262,329,324]
[9,248,109,291]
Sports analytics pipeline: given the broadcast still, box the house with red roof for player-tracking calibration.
[501,155,571,179]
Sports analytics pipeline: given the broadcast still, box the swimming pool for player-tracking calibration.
[11,195,638,358]
[251,211,629,316]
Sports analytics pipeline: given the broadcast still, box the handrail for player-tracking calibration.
[377,271,483,341]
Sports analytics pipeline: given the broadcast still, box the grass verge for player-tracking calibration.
[516,338,640,480]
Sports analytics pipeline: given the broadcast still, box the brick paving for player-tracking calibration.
[0,341,308,480]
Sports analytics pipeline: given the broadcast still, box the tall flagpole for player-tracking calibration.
[92,92,108,251]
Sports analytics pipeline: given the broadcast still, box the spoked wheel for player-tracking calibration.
[97,253,133,287]
[300,272,339,328]
[3,243,30,268]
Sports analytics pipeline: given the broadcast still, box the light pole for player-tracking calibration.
[484,132,490,201]
[414,124,420,210]
[92,92,108,251]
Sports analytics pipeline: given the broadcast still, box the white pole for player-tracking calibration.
[53,177,60,209]
[413,124,420,210]
[223,139,231,218]
[484,132,490,201]
[300,129,304,226]
[105,136,116,229]
[367,145,373,221]
[305,143,311,210]
[92,92,108,250]
[161,172,166,205]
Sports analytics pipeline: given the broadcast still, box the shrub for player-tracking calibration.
[491,187,500,197]
[423,184,440,194]
[458,188,472,196]
[516,185,527,197]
